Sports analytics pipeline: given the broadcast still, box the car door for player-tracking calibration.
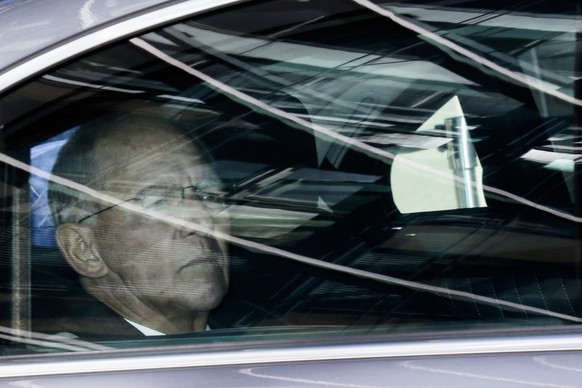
[1,0,582,386]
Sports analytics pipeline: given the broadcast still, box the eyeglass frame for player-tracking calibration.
[77,179,228,224]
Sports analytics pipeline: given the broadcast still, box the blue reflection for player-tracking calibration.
[30,129,76,247]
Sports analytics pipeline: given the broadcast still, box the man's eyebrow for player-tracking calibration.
[137,184,182,195]
[105,178,178,190]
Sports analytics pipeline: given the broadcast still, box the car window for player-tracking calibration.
[1,0,581,355]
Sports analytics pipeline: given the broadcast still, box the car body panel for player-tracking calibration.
[0,0,243,92]
[0,0,244,93]
[2,339,582,387]
[0,0,173,71]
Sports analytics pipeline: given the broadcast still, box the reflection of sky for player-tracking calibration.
[30,129,76,247]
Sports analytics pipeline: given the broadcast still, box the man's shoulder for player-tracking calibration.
[32,289,143,339]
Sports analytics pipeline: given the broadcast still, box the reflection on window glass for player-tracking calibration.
[31,130,75,248]
[0,0,581,355]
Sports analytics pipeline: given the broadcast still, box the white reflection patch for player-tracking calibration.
[399,360,575,388]
[79,0,97,28]
[239,367,381,388]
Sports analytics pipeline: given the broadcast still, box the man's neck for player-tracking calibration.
[84,279,209,334]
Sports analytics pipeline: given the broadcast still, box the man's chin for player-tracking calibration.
[182,279,228,311]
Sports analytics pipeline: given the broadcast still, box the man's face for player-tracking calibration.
[88,128,229,317]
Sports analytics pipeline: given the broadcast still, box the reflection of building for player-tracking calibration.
[30,132,73,247]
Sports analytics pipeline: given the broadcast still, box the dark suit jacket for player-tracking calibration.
[32,288,143,339]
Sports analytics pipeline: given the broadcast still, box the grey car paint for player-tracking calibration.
[2,339,582,387]
[0,0,172,71]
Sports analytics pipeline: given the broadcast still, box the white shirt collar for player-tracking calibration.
[124,319,165,336]
[124,319,211,335]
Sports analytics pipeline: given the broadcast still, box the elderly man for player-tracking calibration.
[46,113,229,336]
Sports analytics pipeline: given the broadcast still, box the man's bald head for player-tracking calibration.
[48,114,207,224]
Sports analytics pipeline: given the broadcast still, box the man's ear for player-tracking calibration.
[55,223,108,279]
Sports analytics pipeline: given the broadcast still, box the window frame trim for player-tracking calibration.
[0,0,242,95]
[3,333,582,379]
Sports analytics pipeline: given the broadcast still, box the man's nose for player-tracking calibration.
[176,223,223,259]
[176,211,215,240]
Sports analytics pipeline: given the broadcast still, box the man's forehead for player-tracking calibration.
[106,145,207,171]
[93,128,209,170]
[95,124,199,155]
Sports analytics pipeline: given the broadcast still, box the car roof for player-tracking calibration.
[0,0,174,73]
[0,0,243,93]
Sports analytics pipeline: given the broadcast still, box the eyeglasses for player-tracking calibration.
[78,179,228,223]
